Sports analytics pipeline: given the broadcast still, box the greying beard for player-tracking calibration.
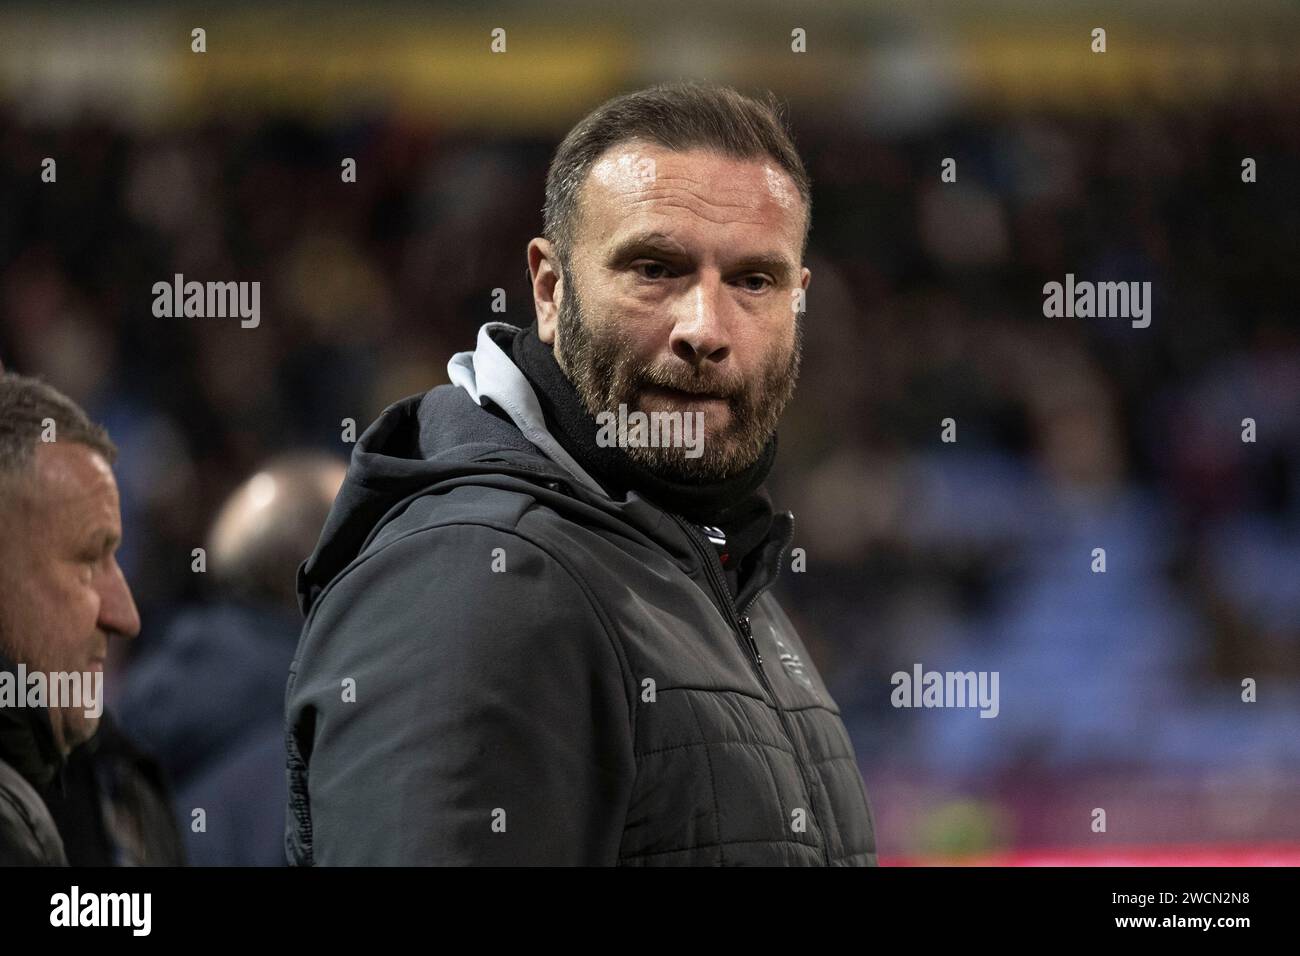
[553,266,803,482]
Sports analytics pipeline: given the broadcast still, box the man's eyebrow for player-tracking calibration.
[605,231,687,263]
[606,231,796,282]
[730,253,795,283]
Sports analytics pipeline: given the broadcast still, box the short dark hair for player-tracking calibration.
[542,81,812,275]
[0,372,117,484]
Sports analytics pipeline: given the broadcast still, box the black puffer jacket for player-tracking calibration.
[0,654,184,867]
[0,654,66,865]
[285,322,877,865]
[0,760,66,865]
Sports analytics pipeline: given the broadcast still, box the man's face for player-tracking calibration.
[537,141,809,481]
[0,441,139,753]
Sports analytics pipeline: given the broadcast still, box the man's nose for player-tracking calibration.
[98,558,141,640]
[669,274,731,367]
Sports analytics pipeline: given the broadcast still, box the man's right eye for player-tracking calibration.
[633,261,672,280]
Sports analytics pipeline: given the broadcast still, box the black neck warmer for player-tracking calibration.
[510,324,776,582]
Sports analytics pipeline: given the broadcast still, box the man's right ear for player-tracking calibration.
[527,238,561,345]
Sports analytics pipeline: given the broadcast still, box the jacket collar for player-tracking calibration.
[447,321,607,498]
[300,322,798,618]
[451,321,796,608]
[0,651,66,791]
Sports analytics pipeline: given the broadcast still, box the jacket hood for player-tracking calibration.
[297,322,719,617]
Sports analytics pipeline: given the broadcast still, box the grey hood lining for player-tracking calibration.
[447,322,608,499]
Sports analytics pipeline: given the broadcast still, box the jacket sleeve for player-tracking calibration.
[286,520,636,865]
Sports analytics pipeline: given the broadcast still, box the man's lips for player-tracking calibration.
[640,384,730,404]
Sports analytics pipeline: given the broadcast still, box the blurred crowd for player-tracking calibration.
[2,97,1297,857]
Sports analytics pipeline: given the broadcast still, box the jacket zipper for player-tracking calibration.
[670,513,833,867]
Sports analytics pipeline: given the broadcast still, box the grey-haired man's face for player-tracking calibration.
[0,442,140,753]
[530,141,809,481]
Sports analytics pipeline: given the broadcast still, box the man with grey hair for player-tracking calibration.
[0,372,141,864]
[287,81,876,865]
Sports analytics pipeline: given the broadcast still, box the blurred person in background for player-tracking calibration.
[118,451,345,866]
[0,371,182,866]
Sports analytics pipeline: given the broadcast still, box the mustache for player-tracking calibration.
[634,368,745,399]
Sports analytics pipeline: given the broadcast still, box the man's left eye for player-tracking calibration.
[739,275,772,291]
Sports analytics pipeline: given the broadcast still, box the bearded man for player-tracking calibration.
[286,81,877,866]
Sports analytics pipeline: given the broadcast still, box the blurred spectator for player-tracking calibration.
[117,451,346,865]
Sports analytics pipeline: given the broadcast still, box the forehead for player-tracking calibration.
[577,141,805,251]
[30,441,120,528]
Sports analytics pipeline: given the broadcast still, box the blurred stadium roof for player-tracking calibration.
[0,0,1297,131]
